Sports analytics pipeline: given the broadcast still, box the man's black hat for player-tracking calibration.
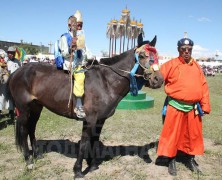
[177,38,194,47]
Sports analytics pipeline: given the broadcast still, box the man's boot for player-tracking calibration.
[185,155,201,173]
[168,157,177,176]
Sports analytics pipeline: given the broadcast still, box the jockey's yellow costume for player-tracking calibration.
[59,10,86,119]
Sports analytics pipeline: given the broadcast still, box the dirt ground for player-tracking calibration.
[0,124,222,180]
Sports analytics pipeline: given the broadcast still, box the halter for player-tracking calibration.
[93,45,160,96]
[129,44,160,95]
[126,44,159,81]
[96,45,159,78]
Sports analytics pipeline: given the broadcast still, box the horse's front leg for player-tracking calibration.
[88,120,105,172]
[73,121,93,178]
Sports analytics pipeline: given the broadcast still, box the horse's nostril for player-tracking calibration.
[154,76,158,81]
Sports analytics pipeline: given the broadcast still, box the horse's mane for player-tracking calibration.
[99,49,133,65]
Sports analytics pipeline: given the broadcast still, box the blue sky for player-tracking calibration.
[1,0,222,59]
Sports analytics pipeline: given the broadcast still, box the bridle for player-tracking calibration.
[88,44,160,80]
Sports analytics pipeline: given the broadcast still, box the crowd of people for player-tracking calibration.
[23,56,55,65]
[0,46,21,119]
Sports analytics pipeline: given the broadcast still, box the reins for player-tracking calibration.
[96,53,153,80]
[84,43,159,80]
[97,63,144,78]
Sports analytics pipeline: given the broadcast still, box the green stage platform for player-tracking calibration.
[117,91,154,110]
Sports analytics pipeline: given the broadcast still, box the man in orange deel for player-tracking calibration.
[156,34,211,176]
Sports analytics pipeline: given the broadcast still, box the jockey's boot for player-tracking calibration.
[185,155,202,173]
[74,106,86,119]
[168,157,177,176]
[74,97,86,119]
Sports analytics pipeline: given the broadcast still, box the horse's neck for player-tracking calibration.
[108,49,135,74]
[93,50,135,95]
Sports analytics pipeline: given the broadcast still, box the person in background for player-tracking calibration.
[0,53,6,64]
[156,34,211,176]
[0,52,8,76]
[0,53,7,72]
[6,46,21,119]
[0,52,8,118]
[7,46,21,74]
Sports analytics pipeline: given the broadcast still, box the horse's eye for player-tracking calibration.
[139,52,146,59]
[139,54,144,59]
[149,59,154,65]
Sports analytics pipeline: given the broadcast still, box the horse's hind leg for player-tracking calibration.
[28,103,43,159]
[15,110,32,166]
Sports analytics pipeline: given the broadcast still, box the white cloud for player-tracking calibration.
[192,45,220,59]
[215,50,222,56]
[188,15,211,22]
[193,45,208,51]
[197,17,211,22]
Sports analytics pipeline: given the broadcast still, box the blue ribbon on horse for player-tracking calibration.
[129,53,143,96]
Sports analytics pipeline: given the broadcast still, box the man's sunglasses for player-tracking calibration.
[180,47,192,52]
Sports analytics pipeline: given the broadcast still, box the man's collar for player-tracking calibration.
[178,56,193,65]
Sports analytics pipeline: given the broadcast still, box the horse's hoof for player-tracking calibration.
[34,154,44,160]
[27,163,34,170]
[74,172,84,179]
[89,165,99,172]
[26,158,34,170]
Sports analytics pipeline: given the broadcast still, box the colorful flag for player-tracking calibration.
[15,47,26,62]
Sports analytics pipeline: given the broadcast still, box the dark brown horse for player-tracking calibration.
[7,35,163,178]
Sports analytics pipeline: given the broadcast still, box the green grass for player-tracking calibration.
[0,74,221,179]
[202,75,222,144]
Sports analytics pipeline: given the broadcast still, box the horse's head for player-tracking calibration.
[135,34,164,89]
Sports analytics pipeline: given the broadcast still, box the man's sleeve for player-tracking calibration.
[59,36,70,58]
[200,69,211,113]
[7,62,11,73]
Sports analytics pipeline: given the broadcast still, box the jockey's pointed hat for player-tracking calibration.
[74,10,83,22]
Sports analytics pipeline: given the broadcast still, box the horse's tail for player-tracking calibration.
[6,73,23,151]
[5,73,14,104]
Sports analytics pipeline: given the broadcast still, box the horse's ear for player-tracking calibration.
[149,35,157,47]
[138,33,143,46]
[137,33,150,47]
